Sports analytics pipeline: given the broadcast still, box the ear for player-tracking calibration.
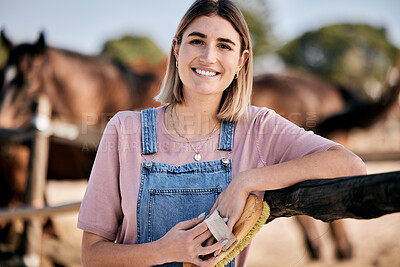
[1,29,13,50]
[35,31,46,54]
[237,49,249,72]
[172,38,180,62]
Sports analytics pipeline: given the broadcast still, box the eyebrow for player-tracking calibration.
[187,31,236,46]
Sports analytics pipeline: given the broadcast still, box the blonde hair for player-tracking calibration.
[155,0,253,122]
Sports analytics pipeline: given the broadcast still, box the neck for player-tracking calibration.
[167,97,221,138]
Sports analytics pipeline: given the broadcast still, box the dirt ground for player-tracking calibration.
[38,158,400,267]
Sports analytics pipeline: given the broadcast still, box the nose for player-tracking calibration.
[199,45,217,64]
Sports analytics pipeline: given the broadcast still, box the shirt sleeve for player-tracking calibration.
[77,113,123,241]
[255,108,340,165]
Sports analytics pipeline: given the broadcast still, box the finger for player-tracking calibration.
[192,255,219,267]
[188,220,209,239]
[213,248,222,258]
[177,212,206,230]
[198,239,229,256]
[227,217,237,231]
[194,228,213,244]
[204,236,216,248]
[226,213,240,231]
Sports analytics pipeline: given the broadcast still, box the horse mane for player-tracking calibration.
[110,58,156,97]
[315,78,400,136]
[52,47,97,61]
[253,69,339,93]
[40,46,160,116]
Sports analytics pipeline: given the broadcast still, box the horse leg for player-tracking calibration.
[326,131,353,260]
[0,145,30,254]
[329,220,352,260]
[295,215,321,259]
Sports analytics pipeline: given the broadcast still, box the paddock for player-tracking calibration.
[0,34,399,264]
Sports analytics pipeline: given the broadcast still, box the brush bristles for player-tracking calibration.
[215,202,270,267]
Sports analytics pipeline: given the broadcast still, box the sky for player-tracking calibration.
[0,0,399,55]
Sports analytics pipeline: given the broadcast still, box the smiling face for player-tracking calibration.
[174,15,248,102]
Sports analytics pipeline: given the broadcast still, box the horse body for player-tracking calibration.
[252,70,345,130]
[0,36,159,130]
[252,70,354,259]
[0,32,161,209]
[252,66,400,260]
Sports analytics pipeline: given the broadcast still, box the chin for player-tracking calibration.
[194,88,224,96]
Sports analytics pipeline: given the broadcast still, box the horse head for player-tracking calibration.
[0,30,47,129]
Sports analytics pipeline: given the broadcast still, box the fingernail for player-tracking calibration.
[221,239,228,246]
[214,250,219,257]
[214,256,218,262]
[197,212,205,219]
[223,217,228,223]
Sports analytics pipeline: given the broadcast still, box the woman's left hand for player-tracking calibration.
[209,171,250,231]
[203,171,251,256]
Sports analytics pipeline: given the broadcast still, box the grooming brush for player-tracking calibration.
[184,194,270,267]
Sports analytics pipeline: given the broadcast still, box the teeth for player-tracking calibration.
[195,69,217,77]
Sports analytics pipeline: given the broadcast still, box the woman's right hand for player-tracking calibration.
[157,212,227,266]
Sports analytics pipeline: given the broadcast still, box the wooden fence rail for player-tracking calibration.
[0,122,102,148]
[1,171,399,224]
[0,202,81,221]
[264,170,400,223]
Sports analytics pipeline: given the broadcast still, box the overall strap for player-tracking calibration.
[218,121,235,151]
[141,108,158,155]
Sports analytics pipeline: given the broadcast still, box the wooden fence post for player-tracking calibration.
[23,95,51,267]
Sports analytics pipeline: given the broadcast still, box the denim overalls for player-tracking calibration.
[137,108,235,267]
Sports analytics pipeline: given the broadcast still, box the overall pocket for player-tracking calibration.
[148,187,222,242]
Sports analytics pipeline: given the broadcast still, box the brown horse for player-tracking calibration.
[252,67,400,141]
[0,29,165,196]
[0,32,161,129]
[252,67,400,260]
[0,30,163,260]
[252,70,351,259]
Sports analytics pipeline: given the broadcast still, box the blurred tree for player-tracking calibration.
[278,24,399,99]
[101,35,164,67]
[234,0,276,57]
[0,38,8,69]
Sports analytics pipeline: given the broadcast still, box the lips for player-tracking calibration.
[193,68,220,77]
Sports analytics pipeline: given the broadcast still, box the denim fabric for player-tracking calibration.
[141,108,158,154]
[219,120,235,151]
[138,108,235,267]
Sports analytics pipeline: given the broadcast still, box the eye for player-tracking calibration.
[189,39,203,45]
[218,43,232,50]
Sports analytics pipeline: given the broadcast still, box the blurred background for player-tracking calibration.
[0,0,399,266]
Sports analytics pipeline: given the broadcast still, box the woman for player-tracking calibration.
[78,0,367,266]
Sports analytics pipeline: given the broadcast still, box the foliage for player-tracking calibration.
[0,39,8,69]
[278,24,399,98]
[101,35,164,66]
[235,0,276,58]
[241,9,273,57]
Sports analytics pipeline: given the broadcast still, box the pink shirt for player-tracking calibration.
[78,105,338,265]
